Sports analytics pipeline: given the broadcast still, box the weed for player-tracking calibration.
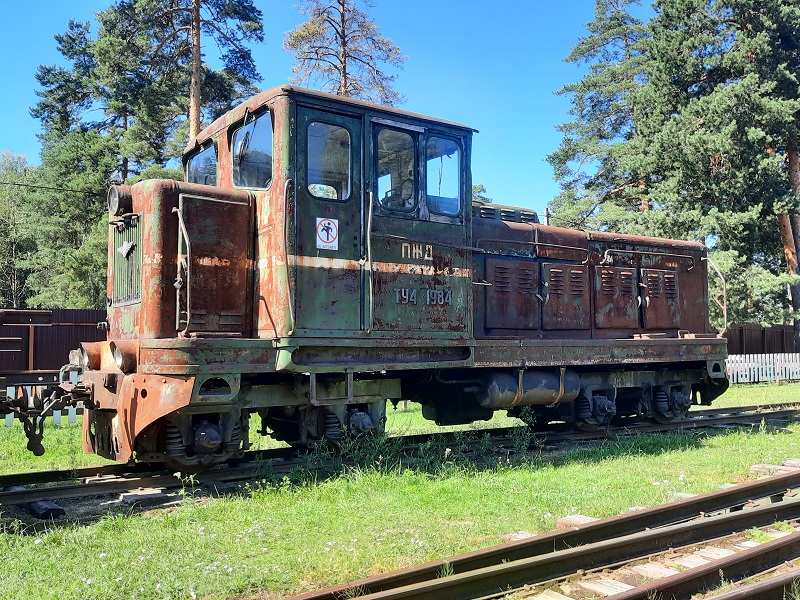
[336,584,367,599]
[745,527,774,544]
[510,425,533,456]
[772,521,795,533]
[177,473,200,504]
[436,561,454,578]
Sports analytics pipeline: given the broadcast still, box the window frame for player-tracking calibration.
[424,134,463,218]
[306,119,353,202]
[185,141,218,186]
[373,125,419,215]
[230,108,274,191]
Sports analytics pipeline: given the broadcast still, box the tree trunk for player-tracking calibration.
[779,211,800,351]
[121,111,129,181]
[789,146,800,351]
[189,0,202,139]
[338,0,347,96]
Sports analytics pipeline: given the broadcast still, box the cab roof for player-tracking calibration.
[184,85,477,157]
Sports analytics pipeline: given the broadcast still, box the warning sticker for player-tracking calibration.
[316,218,339,250]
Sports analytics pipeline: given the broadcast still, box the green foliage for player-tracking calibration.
[23,0,264,308]
[284,0,407,106]
[551,0,800,329]
[125,164,184,185]
[0,153,37,308]
[547,0,649,230]
[472,183,493,203]
[21,129,116,309]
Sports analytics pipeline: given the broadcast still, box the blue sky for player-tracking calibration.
[0,0,609,217]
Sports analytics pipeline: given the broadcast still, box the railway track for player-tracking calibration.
[289,465,800,600]
[1,403,798,511]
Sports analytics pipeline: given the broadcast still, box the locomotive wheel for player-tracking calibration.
[160,454,215,474]
[574,420,599,432]
[137,420,241,474]
[650,413,675,425]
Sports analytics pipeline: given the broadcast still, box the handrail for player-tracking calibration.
[366,191,375,334]
[702,255,727,333]
[474,237,590,262]
[284,178,295,336]
[172,206,192,337]
[602,248,695,270]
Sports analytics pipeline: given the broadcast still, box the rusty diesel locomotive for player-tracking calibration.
[57,86,727,470]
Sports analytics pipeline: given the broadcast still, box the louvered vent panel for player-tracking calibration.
[620,271,635,296]
[569,269,585,296]
[518,269,535,294]
[601,269,616,296]
[647,272,661,298]
[493,265,512,292]
[112,216,142,305]
[549,269,565,294]
[665,274,677,299]
[473,204,540,224]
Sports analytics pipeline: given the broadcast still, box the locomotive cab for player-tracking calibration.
[66,86,728,470]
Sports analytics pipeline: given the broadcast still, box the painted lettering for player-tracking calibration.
[426,288,452,306]
[394,288,418,304]
[400,242,434,261]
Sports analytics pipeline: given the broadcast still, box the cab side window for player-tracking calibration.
[232,112,273,189]
[376,128,416,212]
[426,137,460,216]
[186,144,217,186]
[307,122,351,201]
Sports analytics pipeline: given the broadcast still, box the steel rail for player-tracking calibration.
[611,533,800,599]
[0,455,310,506]
[287,470,800,600]
[0,446,298,489]
[2,404,799,507]
[297,500,800,600]
[708,568,800,600]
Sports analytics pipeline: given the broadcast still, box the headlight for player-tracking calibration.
[108,341,137,373]
[79,342,102,370]
[107,185,133,217]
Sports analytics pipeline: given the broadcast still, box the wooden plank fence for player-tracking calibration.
[726,353,800,384]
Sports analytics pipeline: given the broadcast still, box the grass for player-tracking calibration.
[698,380,800,409]
[0,382,798,599]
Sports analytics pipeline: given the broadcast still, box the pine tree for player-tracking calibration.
[637,0,800,331]
[551,0,800,330]
[284,0,406,106]
[0,153,37,308]
[547,0,648,230]
[124,0,264,139]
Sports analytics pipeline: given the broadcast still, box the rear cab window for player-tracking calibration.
[186,143,217,186]
[426,136,461,216]
[232,110,274,189]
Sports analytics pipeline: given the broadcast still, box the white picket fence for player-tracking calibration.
[726,353,800,384]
